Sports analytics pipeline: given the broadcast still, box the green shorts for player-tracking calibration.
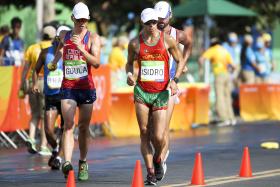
[134,84,169,111]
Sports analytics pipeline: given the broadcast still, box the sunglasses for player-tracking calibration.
[75,18,89,23]
[144,20,158,26]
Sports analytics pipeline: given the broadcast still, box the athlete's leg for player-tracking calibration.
[135,102,154,170]
[162,95,175,160]
[28,92,40,141]
[78,103,93,161]
[45,108,59,149]
[151,109,167,161]
[61,99,77,162]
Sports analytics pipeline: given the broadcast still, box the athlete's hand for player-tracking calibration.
[182,66,188,73]
[127,72,136,86]
[167,80,178,96]
[71,34,83,49]
[32,83,40,94]
[47,62,57,71]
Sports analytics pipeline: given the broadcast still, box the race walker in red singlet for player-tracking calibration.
[134,31,170,111]
[61,30,96,104]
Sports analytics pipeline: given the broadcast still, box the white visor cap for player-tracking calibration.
[72,2,90,19]
[154,1,172,19]
[56,25,71,36]
[141,8,158,23]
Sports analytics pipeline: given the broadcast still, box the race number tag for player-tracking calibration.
[64,60,88,80]
[47,69,63,89]
[141,61,164,82]
[259,63,267,74]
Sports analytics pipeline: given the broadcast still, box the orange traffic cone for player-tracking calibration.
[131,160,144,187]
[66,170,76,187]
[239,146,252,177]
[191,152,205,185]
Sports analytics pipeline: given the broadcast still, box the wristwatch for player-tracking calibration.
[172,77,179,84]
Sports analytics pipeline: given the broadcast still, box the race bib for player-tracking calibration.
[47,69,63,89]
[259,63,267,74]
[64,60,88,80]
[141,61,165,82]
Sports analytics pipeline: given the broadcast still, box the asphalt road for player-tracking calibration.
[1,121,280,187]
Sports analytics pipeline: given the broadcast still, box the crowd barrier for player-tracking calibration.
[109,83,210,137]
[240,84,280,121]
[0,66,111,133]
[0,66,210,138]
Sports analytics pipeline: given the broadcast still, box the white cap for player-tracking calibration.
[72,2,90,19]
[56,25,71,36]
[154,1,172,19]
[141,8,158,23]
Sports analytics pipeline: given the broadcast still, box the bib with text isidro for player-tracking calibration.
[64,60,88,80]
[47,69,63,89]
[141,60,164,82]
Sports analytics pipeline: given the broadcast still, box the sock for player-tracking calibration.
[79,159,87,164]
[147,167,154,174]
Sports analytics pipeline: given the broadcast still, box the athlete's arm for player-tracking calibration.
[32,49,46,93]
[48,31,66,70]
[178,28,193,67]
[126,38,138,86]
[72,32,101,69]
[166,34,184,80]
[165,34,184,95]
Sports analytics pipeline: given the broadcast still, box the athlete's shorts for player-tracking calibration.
[134,84,169,111]
[45,94,62,113]
[45,94,64,129]
[60,88,96,106]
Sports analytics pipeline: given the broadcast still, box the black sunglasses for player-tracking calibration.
[144,20,158,26]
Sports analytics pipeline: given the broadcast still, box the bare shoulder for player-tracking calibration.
[177,28,193,45]
[128,37,139,53]
[90,32,101,43]
[164,33,177,48]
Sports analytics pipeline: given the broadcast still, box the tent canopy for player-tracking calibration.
[174,0,257,17]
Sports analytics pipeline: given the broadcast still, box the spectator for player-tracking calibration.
[108,35,128,71]
[0,17,24,66]
[199,37,235,125]
[0,25,10,43]
[108,35,129,89]
[223,32,241,87]
[240,34,259,84]
[255,37,270,83]
[262,33,275,77]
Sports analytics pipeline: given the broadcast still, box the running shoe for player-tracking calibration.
[62,161,73,179]
[51,156,62,170]
[25,138,37,154]
[78,160,89,181]
[48,151,58,167]
[153,158,164,181]
[144,173,157,186]
[162,149,170,179]
[38,146,52,156]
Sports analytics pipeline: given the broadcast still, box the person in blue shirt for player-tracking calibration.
[240,34,259,84]
[255,37,270,83]
[32,25,71,170]
[0,17,24,66]
[223,32,241,87]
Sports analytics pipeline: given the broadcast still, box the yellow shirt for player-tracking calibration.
[108,47,126,71]
[202,45,233,75]
[24,40,52,78]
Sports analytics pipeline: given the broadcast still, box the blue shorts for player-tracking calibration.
[60,88,96,105]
